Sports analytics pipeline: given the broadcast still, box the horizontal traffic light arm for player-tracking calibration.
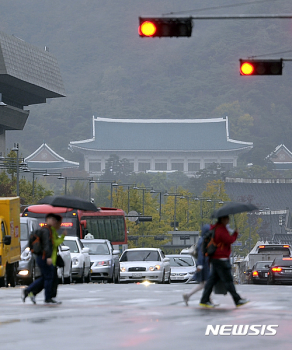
[139,14,292,38]
[239,59,283,76]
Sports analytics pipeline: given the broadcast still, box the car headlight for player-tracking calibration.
[188,271,196,275]
[149,265,161,271]
[120,266,126,272]
[21,247,31,261]
[97,260,110,266]
[72,257,79,266]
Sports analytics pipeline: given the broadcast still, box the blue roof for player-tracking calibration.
[70,117,253,152]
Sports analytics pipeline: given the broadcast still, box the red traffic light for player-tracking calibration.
[139,17,192,38]
[139,21,157,37]
[240,62,254,75]
[239,59,283,76]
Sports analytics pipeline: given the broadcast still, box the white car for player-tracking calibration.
[57,244,72,284]
[166,254,196,283]
[119,248,171,283]
[64,236,91,283]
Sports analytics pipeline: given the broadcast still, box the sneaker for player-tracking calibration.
[199,301,216,308]
[182,294,189,306]
[28,292,36,304]
[236,299,250,307]
[21,288,28,303]
[45,299,62,305]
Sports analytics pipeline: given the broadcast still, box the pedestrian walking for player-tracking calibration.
[21,213,66,304]
[199,215,249,308]
[183,224,213,306]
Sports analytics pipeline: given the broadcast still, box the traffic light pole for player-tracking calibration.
[189,15,292,20]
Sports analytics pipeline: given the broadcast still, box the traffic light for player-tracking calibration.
[239,59,283,76]
[138,17,193,37]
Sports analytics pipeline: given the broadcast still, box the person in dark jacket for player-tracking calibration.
[199,215,249,308]
[21,213,62,304]
[182,224,213,306]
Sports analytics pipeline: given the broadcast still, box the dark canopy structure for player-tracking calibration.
[0,30,65,154]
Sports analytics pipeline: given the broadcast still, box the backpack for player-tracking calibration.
[202,228,217,257]
[28,229,44,256]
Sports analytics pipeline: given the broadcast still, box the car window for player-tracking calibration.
[255,262,271,269]
[20,223,29,241]
[82,242,110,255]
[120,250,161,262]
[168,256,194,267]
[273,258,292,266]
[64,240,79,253]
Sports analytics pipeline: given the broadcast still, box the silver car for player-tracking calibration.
[17,217,40,283]
[119,248,171,283]
[166,254,196,283]
[64,236,91,283]
[81,239,120,283]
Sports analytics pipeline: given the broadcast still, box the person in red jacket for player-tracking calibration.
[199,215,249,308]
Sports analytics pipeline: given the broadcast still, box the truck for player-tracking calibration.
[0,197,21,287]
[238,241,292,283]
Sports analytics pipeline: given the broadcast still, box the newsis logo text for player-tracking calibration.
[205,325,278,336]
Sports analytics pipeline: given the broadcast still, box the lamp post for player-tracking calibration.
[194,197,224,228]
[111,183,136,213]
[60,177,93,199]
[164,193,184,231]
[133,186,153,215]
[150,189,162,221]
[11,143,19,196]
[89,180,118,207]
[30,170,49,198]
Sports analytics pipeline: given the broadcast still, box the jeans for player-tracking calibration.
[26,255,54,301]
[200,259,241,305]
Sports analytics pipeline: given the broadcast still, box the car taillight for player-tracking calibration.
[252,271,258,277]
[272,267,282,272]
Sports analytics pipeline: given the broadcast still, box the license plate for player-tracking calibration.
[132,273,142,278]
[284,269,292,273]
[265,273,268,277]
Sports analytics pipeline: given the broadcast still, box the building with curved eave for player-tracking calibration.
[25,143,79,170]
[69,116,253,176]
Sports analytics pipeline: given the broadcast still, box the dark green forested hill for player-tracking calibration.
[1,0,292,165]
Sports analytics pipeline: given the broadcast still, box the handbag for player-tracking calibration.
[56,254,65,268]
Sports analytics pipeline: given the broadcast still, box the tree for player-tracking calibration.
[100,154,133,181]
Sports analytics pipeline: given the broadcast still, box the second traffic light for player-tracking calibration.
[239,59,283,76]
[139,17,193,37]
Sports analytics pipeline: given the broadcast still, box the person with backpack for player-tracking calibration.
[199,215,249,308]
[182,224,213,306]
[21,213,65,304]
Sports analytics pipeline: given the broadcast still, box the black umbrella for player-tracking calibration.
[38,195,99,212]
[211,202,258,219]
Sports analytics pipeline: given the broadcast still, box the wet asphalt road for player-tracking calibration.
[0,282,291,350]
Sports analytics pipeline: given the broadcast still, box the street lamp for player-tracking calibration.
[59,177,92,199]
[89,180,118,207]
[133,186,153,215]
[11,143,20,196]
[194,196,224,227]
[111,183,136,213]
[150,189,162,221]
[164,193,184,231]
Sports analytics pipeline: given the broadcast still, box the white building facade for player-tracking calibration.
[69,117,253,176]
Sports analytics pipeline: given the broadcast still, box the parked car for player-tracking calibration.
[64,236,91,283]
[267,257,292,285]
[166,254,196,283]
[81,239,120,283]
[17,217,40,284]
[119,248,171,283]
[248,261,272,284]
[57,243,73,284]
